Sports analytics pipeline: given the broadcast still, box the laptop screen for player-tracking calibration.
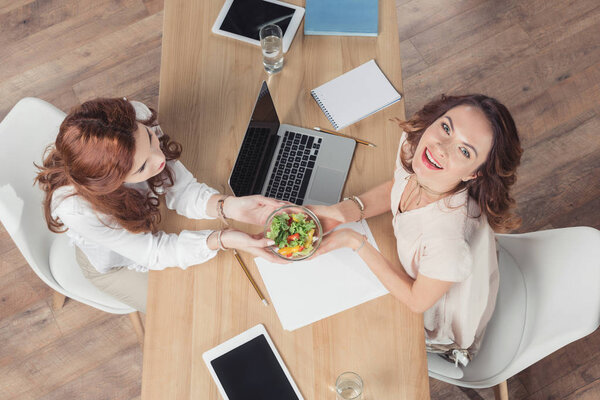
[229,82,281,197]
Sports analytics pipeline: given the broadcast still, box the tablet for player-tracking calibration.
[212,0,305,53]
[203,324,304,400]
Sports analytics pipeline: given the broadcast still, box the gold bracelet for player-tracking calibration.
[217,195,230,226]
[217,229,229,251]
[343,195,365,222]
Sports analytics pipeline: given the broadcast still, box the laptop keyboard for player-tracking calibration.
[229,127,270,196]
[265,131,321,204]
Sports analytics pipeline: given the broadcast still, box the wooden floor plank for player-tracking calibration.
[0,11,163,119]
[515,112,599,192]
[36,344,142,400]
[1,314,138,400]
[142,0,163,15]
[546,196,600,229]
[73,46,162,103]
[398,39,428,79]
[526,356,600,400]
[461,22,600,120]
[408,0,518,65]
[0,266,51,320]
[396,0,485,41]
[563,379,600,400]
[0,0,148,83]
[516,152,599,231]
[403,24,536,116]
[0,247,29,281]
[512,0,600,49]
[512,63,600,146]
[0,298,109,369]
[0,0,36,14]
[0,0,85,48]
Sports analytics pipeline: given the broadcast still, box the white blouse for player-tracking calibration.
[51,101,220,274]
[390,134,499,352]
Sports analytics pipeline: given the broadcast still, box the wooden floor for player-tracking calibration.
[0,0,598,399]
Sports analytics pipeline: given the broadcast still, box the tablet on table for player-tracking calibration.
[203,324,304,400]
[212,0,305,53]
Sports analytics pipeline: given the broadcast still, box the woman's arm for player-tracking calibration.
[315,229,453,313]
[59,206,218,271]
[309,180,394,233]
[163,160,220,219]
[57,198,285,271]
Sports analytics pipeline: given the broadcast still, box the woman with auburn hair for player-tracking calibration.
[36,98,285,313]
[310,94,522,365]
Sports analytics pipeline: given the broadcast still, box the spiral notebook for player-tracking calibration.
[310,59,401,130]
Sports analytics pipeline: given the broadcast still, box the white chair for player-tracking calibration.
[0,98,144,345]
[427,227,600,399]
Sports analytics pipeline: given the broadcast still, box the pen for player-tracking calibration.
[313,127,376,148]
[233,249,269,306]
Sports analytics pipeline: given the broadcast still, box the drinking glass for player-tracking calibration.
[259,24,284,74]
[336,372,363,400]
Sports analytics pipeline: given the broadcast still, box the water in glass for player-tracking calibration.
[261,35,283,73]
[336,379,362,400]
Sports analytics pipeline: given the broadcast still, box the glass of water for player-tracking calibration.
[336,372,363,400]
[259,24,284,74]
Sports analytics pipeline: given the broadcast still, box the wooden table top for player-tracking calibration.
[141,0,430,399]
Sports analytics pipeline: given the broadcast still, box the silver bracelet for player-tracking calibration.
[354,235,367,252]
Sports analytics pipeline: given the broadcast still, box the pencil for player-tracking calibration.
[313,126,376,148]
[233,249,269,306]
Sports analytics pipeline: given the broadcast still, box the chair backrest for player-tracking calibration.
[497,227,600,379]
[429,227,600,388]
[0,98,66,290]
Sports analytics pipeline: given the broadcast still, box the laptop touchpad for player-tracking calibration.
[308,166,345,204]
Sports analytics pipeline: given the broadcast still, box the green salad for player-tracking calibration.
[266,213,317,258]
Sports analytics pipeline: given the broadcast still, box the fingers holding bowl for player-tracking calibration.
[264,204,323,262]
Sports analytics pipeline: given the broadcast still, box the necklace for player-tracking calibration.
[400,175,451,211]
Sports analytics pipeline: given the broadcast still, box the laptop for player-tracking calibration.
[229,81,356,206]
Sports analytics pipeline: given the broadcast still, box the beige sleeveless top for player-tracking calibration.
[390,135,499,353]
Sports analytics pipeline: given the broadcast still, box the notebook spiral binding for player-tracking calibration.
[311,90,340,130]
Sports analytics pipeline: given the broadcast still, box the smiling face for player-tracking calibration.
[412,105,494,193]
[123,123,166,183]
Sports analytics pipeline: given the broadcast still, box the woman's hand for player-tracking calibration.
[220,230,289,264]
[224,195,288,226]
[311,228,363,258]
[306,203,354,234]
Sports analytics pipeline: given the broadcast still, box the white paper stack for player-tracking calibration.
[255,221,389,331]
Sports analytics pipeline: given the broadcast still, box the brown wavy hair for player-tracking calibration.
[395,94,522,232]
[35,98,182,234]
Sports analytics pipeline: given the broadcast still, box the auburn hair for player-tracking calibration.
[35,98,182,234]
[395,94,523,233]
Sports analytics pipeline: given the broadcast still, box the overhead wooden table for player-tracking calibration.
[141,0,430,398]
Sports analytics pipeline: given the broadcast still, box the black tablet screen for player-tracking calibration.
[220,0,294,41]
[211,335,300,400]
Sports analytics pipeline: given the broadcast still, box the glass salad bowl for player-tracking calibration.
[263,205,322,261]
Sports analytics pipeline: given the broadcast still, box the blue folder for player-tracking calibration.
[304,0,379,37]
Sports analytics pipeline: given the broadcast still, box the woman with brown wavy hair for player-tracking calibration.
[309,94,522,365]
[35,98,285,313]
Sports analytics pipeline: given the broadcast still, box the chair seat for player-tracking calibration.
[49,235,134,314]
[428,245,527,386]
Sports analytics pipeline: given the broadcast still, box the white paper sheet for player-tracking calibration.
[255,221,389,331]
